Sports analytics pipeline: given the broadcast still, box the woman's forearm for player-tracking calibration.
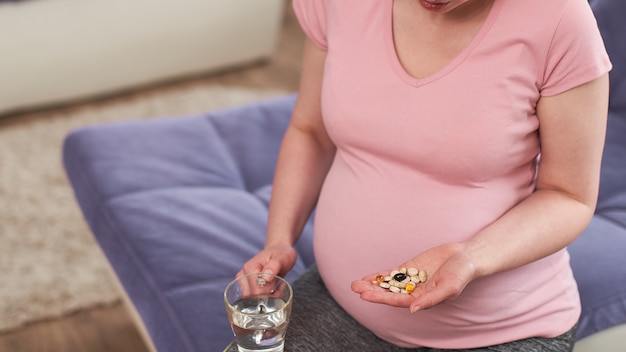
[264,124,336,249]
[464,188,595,279]
[264,38,332,250]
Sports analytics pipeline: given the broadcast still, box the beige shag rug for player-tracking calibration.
[0,84,286,333]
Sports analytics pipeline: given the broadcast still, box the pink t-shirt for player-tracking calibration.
[293,0,612,348]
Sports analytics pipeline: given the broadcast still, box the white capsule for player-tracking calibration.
[418,270,427,283]
[407,267,419,276]
[389,286,401,293]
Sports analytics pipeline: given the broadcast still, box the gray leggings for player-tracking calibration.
[283,265,577,352]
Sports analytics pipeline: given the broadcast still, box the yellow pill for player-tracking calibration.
[405,282,416,293]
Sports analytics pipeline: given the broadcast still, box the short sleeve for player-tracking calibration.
[541,0,612,96]
[293,0,329,50]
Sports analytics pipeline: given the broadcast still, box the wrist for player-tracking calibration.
[462,239,495,280]
[264,234,296,250]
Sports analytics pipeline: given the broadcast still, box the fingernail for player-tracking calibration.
[410,306,421,314]
[262,270,274,278]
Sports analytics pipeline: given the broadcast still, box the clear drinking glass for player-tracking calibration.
[224,273,293,352]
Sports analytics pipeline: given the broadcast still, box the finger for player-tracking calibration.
[260,260,282,279]
[237,274,254,297]
[359,289,414,308]
[244,276,278,298]
[242,260,265,277]
[352,280,415,308]
[232,268,255,296]
[361,270,394,283]
[351,279,382,294]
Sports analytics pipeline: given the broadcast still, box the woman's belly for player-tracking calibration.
[311,153,580,348]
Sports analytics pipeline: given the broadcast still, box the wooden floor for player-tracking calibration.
[0,4,304,352]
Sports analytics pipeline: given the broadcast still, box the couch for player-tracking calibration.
[0,0,284,116]
[62,0,626,351]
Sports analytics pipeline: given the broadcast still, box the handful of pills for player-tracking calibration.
[373,267,427,294]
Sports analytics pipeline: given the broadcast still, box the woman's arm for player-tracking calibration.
[465,73,610,278]
[352,73,610,312]
[240,39,336,278]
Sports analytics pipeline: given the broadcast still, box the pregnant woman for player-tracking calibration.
[238,0,612,350]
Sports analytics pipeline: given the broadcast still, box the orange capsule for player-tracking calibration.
[375,275,385,284]
[405,282,416,293]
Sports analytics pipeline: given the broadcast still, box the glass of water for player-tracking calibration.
[224,273,293,352]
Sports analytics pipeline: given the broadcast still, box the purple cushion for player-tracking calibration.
[570,216,626,339]
[590,0,626,116]
[63,95,314,352]
[568,0,626,340]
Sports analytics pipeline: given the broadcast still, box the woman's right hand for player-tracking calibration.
[237,244,298,280]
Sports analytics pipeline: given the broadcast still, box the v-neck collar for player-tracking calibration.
[384,0,503,87]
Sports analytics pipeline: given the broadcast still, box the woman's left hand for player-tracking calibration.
[351,243,477,313]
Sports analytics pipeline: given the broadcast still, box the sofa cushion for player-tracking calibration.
[570,216,626,339]
[589,0,625,115]
[64,95,315,352]
[568,0,626,340]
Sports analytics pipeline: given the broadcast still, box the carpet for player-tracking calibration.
[0,83,286,333]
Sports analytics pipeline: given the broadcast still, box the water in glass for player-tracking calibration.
[229,296,288,352]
